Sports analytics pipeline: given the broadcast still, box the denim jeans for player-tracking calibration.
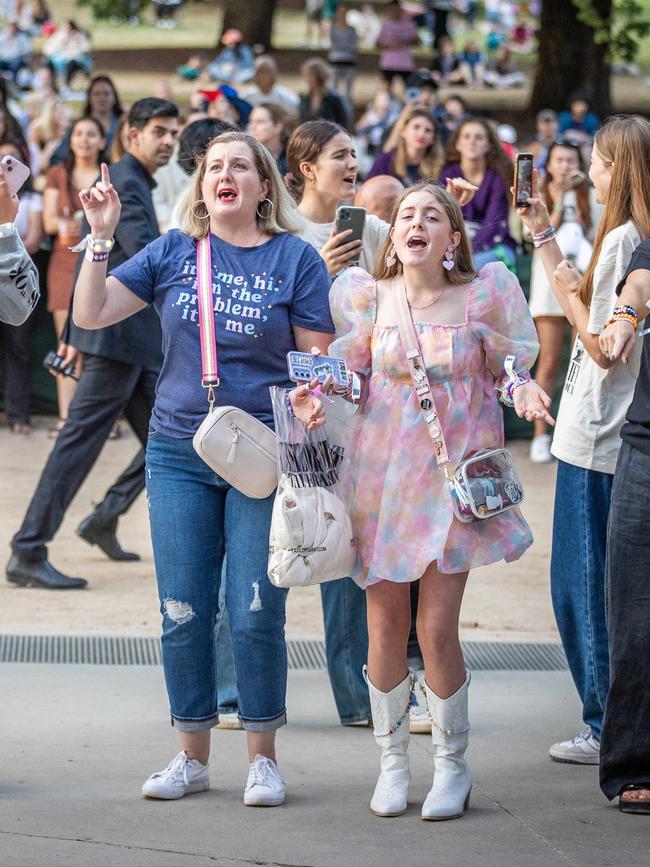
[551,460,612,741]
[600,442,650,799]
[145,433,288,732]
[321,577,370,723]
[215,568,238,714]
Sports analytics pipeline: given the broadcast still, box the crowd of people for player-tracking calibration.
[0,0,649,824]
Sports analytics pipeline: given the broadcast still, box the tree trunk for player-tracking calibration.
[530,0,612,118]
[219,0,277,50]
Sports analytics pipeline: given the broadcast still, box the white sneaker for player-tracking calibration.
[409,674,431,734]
[244,754,286,806]
[530,434,553,463]
[549,728,600,765]
[142,751,209,799]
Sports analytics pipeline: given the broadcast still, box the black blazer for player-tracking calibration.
[69,153,163,369]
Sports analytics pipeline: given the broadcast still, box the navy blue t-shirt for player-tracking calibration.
[112,229,333,436]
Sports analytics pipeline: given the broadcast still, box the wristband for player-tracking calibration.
[498,354,531,407]
[84,247,110,264]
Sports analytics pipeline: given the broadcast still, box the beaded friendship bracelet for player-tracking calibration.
[531,225,556,249]
[603,304,639,332]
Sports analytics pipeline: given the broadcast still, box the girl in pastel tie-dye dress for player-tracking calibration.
[327,182,551,823]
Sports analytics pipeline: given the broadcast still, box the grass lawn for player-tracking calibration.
[48,0,650,112]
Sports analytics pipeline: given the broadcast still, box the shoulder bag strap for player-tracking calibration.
[195,234,220,408]
[392,277,451,471]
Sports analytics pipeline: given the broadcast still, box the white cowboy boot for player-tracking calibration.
[421,672,472,821]
[364,666,415,817]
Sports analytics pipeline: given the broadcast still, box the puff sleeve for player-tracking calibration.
[469,262,540,393]
[328,266,376,374]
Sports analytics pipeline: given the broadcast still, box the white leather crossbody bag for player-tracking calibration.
[191,234,278,499]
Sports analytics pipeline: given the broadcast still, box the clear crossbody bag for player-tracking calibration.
[393,278,524,523]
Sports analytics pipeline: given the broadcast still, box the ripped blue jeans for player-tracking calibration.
[145,432,288,732]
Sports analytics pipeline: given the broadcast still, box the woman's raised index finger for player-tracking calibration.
[101,163,111,185]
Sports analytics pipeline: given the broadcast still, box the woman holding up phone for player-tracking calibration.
[72,134,332,806]
[285,118,381,726]
[527,139,594,464]
[287,119,389,277]
[518,115,650,769]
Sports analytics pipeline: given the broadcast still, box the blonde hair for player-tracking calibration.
[177,131,300,238]
[580,115,650,307]
[383,106,443,182]
[374,183,476,284]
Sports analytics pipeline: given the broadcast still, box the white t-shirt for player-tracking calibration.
[244,84,300,115]
[551,221,643,474]
[295,211,389,275]
[15,191,42,241]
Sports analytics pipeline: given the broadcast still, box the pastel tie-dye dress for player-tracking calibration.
[329,262,540,589]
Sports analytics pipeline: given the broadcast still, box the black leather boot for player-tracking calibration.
[76,511,140,561]
[6,554,87,589]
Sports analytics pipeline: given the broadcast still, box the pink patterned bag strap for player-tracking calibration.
[196,234,219,408]
[392,277,451,470]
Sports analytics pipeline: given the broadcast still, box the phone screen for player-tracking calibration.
[514,154,533,208]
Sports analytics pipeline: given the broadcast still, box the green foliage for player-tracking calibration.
[75,0,149,21]
[571,0,650,62]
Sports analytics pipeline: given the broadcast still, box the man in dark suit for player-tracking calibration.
[6,98,180,589]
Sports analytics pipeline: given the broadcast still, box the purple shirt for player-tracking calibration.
[438,164,515,254]
[377,19,418,71]
[366,148,421,186]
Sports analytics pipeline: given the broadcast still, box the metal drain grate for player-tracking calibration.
[0,634,567,671]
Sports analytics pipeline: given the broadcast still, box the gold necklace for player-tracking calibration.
[403,279,443,310]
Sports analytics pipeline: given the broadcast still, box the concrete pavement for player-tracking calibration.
[2,664,647,867]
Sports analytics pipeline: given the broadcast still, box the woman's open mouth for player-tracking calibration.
[218,188,238,201]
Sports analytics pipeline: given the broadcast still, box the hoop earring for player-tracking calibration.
[385,244,397,268]
[256,197,274,220]
[191,199,209,222]
[443,243,455,271]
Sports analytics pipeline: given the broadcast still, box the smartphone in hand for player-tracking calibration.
[335,205,366,265]
[287,351,350,387]
[1,154,31,197]
[513,153,533,208]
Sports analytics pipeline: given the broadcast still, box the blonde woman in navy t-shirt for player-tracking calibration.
[73,133,333,808]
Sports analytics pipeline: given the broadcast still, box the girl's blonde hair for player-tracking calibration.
[374,183,476,284]
[580,115,650,306]
[177,131,300,238]
[383,106,444,182]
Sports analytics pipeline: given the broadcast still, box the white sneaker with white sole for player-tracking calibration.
[142,751,209,799]
[244,754,286,806]
[530,434,553,463]
[549,727,600,764]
